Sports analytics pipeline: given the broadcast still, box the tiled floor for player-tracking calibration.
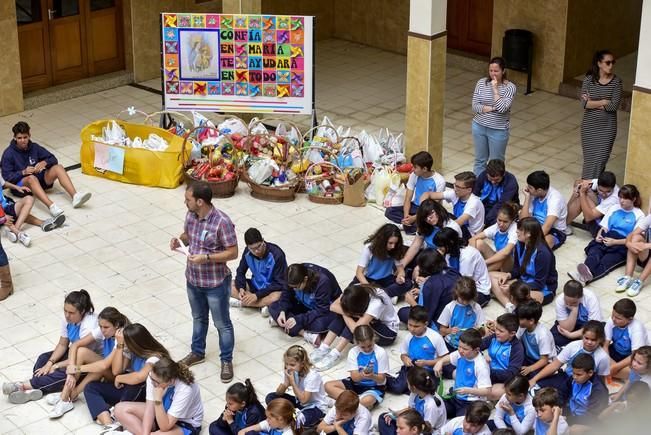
[0,39,643,434]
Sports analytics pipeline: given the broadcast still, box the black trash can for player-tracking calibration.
[502,29,534,94]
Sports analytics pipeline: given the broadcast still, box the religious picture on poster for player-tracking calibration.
[179,30,220,80]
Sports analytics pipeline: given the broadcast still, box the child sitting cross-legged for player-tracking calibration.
[515,300,557,379]
[387,305,448,395]
[208,379,265,435]
[558,353,608,431]
[316,390,372,435]
[384,151,446,234]
[265,345,327,428]
[324,325,389,410]
[604,298,649,380]
[550,280,602,349]
[439,400,492,435]
[480,313,525,400]
[437,277,486,353]
[434,329,491,418]
[492,375,536,435]
[532,387,569,435]
[378,367,447,435]
[530,320,610,390]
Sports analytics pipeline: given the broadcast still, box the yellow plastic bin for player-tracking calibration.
[80,120,189,188]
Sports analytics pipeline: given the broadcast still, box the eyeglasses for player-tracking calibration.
[603,60,616,66]
[248,241,265,252]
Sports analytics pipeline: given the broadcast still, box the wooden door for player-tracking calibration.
[48,0,88,84]
[447,0,494,58]
[87,0,124,75]
[16,0,125,91]
[16,0,52,92]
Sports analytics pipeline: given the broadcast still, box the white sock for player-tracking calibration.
[318,343,330,351]
[329,349,341,358]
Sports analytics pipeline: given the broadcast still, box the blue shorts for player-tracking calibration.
[1,198,16,219]
[549,228,567,250]
[12,172,53,196]
[342,377,385,404]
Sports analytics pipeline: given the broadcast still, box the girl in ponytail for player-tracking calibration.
[378,367,446,435]
[396,409,434,435]
[241,397,303,434]
[209,378,265,435]
[114,356,203,435]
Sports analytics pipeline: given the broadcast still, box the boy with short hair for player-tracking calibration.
[516,300,557,378]
[422,171,486,239]
[434,329,491,418]
[317,390,372,435]
[550,280,602,348]
[474,159,520,227]
[559,353,608,427]
[440,400,492,435]
[616,212,651,297]
[231,227,287,315]
[385,151,445,234]
[520,170,568,250]
[604,298,649,379]
[480,313,525,400]
[386,305,448,394]
[532,387,569,435]
[566,171,619,236]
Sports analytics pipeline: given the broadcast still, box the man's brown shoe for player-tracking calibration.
[179,352,205,367]
[221,361,234,383]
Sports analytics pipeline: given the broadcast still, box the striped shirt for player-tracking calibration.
[184,206,237,288]
[472,78,517,130]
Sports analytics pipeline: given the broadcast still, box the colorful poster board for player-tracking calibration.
[161,13,314,115]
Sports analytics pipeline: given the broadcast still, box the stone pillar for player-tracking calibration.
[0,1,24,115]
[625,0,651,209]
[404,0,446,170]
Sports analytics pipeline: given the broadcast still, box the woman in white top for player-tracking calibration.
[470,203,518,272]
[115,357,203,435]
[2,290,99,404]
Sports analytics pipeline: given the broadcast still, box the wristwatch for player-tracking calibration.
[154,400,162,405]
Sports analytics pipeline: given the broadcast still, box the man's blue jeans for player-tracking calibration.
[186,277,234,362]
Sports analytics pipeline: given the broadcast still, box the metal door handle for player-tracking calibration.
[48,9,56,20]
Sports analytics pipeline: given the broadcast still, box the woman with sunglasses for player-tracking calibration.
[580,49,623,179]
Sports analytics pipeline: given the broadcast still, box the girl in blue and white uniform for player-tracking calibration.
[470,203,518,272]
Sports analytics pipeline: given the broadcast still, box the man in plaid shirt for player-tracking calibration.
[171,182,238,382]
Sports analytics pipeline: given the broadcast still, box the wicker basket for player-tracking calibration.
[304,161,345,205]
[242,119,300,202]
[181,125,240,198]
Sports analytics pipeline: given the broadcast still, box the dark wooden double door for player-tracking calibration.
[16,0,125,92]
[447,0,494,58]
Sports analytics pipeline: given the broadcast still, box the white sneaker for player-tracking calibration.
[577,263,593,283]
[315,350,341,371]
[627,279,644,297]
[49,203,64,217]
[260,306,270,317]
[303,332,319,347]
[18,232,31,247]
[309,347,330,363]
[568,270,586,286]
[45,392,62,406]
[615,276,632,293]
[49,400,74,418]
[268,317,278,327]
[72,192,91,208]
[41,214,66,232]
[5,229,17,243]
[229,297,242,308]
[2,381,21,395]
[564,226,574,236]
[8,388,43,404]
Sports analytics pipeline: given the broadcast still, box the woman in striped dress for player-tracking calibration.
[580,50,623,179]
[471,57,517,175]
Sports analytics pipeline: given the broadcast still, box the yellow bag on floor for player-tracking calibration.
[80,120,188,188]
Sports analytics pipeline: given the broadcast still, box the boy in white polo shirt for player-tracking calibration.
[520,170,568,250]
